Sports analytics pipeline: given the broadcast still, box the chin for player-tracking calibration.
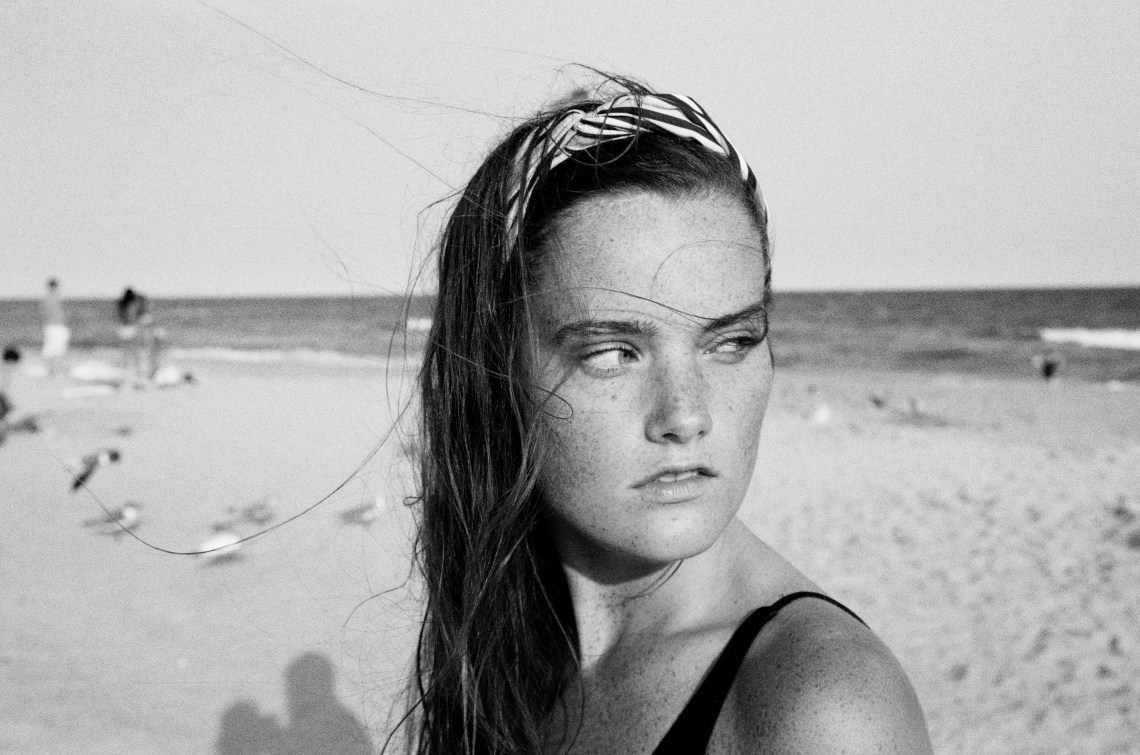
[548,487,744,574]
[670,514,736,557]
[631,504,737,565]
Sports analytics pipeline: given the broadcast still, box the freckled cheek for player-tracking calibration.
[555,384,634,443]
[561,415,624,477]
[540,442,616,533]
[541,395,632,511]
[714,376,770,457]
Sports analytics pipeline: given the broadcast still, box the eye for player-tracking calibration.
[581,344,638,376]
[707,333,763,363]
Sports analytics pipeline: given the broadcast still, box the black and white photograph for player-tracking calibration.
[2,2,1138,752]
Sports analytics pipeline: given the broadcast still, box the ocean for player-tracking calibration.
[1,287,1138,382]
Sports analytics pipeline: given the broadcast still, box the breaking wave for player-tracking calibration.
[1039,328,1140,351]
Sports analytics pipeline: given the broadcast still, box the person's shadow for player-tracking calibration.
[215,652,376,754]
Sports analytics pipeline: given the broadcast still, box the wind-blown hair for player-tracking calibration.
[408,77,770,754]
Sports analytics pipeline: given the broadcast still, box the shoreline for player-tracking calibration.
[10,343,1140,389]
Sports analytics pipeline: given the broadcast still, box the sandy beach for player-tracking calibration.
[1,355,1138,753]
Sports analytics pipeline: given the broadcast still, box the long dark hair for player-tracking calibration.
[408,77,770,754]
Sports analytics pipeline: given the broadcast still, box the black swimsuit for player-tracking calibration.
[651,591,865,754]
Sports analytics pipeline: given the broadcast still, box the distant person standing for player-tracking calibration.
[1,345,19,419]
[116,287,148,387]
[40,278,70,377]
[1032,349,1063,382]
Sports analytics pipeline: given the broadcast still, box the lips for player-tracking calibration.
[634,465,716,488]
[633,465,716,504]
[656,470,701,483]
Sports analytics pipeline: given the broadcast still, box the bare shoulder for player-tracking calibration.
[714,596,933,754]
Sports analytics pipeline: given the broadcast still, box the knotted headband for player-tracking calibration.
[504,92,761,247]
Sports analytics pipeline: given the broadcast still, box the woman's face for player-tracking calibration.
[530,190,772,575]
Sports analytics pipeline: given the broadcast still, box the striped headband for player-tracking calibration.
[504,92,761,247]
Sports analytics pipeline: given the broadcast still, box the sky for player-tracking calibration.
[3,0,1138,299]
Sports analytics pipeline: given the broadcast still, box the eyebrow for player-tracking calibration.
[552,300,768,343]
[553,318,659,343]
[702,300,769,332]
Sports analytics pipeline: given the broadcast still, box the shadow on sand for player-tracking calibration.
[215,652,375,754]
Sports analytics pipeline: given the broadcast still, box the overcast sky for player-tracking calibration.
[3,0,1138,298]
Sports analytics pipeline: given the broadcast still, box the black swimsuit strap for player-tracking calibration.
[651,591,865,755]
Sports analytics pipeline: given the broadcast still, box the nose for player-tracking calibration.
[645,356,712,444]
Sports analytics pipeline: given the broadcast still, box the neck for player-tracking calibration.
[560,520,750,668]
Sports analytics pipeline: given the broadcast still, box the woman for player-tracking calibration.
[408,78,931,754]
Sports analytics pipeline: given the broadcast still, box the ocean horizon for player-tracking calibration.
[2,286,1138,382]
